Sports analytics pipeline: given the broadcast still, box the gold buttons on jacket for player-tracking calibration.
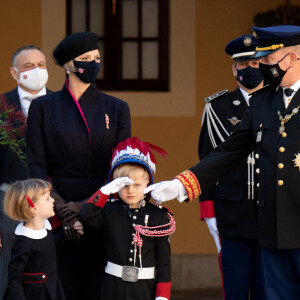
[278,180,284,186]
[282,132,287,138]
[255,153,259,159]
[42,275,46,279]
[257,200,259,204]
[257,183,259,187]
[260,124,262,128]
[278,163,284,169]
[132,216,137,220]
[256,168,260,174]
[129,258,133,262]
[279,147,285,152]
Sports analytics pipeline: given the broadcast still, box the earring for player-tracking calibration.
[67,70,70,74]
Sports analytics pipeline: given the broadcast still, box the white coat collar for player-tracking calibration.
[15,219,52,239]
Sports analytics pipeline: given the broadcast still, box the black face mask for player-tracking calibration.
[73,60,101,83]
[236,66,264,89]
[259,53,290,88]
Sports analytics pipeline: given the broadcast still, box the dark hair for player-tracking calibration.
[12,45,44,68]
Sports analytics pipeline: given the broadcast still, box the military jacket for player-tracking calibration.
[198,88,258,239]
[79,198,172,300]
[185,87,300,249]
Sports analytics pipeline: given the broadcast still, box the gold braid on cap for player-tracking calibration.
[255,44,284,51]
[175,170,201,202]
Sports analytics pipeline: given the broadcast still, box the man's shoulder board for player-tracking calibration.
[205,89,229,103]
[249,85,271,97]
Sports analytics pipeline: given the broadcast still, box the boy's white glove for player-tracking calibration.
[144,179,187,204]
[205,217,221,253]
[100,177,134,195]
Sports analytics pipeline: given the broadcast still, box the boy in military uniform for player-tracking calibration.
[198,35,265,300]
[78,137,175,300]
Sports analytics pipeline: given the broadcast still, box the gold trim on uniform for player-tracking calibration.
[175,170,201,202]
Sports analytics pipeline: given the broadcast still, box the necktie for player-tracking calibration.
[284,88,294,97]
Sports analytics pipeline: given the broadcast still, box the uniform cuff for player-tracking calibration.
[200,200,215,220]
[175,170,201,202]
[156,282,171,300]
[86,190,109,207]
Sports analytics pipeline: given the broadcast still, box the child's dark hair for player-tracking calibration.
[4,179,51,221]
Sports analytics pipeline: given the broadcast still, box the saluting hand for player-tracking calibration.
[144,179,186,204]
[100,177,134,195]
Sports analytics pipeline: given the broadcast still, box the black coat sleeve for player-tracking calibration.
[154,213,171,283]
[26,100,48,181]
[78,203,107,234]
[6,238,30,300]
[116,101,131,144]
[191,105,256,192]
[198,111,217,204]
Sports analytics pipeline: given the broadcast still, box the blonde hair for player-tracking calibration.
[113,163,150,182]
[4,179,51,221]
[63,60,77,72]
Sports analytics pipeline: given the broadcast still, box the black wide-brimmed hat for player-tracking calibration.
[53,32,99,66]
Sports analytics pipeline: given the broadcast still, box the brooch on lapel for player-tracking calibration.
[293,153,300,171]
[105,114,109,129]
[227,116,241,126]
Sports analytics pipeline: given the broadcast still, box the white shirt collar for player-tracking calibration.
[282,79,300,108]
[18,86,46,117]
[283,79,300,95]
[239,87,251,106]
[15,219,52,239]
[18,85,46,101]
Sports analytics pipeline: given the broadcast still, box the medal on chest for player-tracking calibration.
[278,106,300,137]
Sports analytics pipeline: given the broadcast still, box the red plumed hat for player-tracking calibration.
[109,137,167,184]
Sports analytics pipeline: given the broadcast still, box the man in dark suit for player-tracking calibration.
[0,45,50,299]
[198,35,265,300]
[146,25,300,300]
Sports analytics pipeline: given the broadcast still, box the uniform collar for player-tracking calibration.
[239,87,251,105]
[15,219,51,239]
[282,78,300,95]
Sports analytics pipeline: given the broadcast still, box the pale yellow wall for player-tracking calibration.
[0,0,298,254]
[0,1,42,92]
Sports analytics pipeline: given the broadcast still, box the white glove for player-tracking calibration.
[205,217,221,253]
[144,179,184,204]
[100,177,134,195]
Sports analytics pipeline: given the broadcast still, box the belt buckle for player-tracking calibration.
[122,265,139,282]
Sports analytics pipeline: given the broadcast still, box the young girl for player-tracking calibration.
[3,179,65,300]
[78,137,176,300]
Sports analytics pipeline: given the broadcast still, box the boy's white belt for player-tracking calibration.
[105,261,155,280]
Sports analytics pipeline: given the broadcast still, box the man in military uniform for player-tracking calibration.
[146,25,300,300]
[198,35,265,300]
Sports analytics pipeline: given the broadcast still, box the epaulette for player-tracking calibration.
[249,84,272,97]
[205,89,228,103]
[152,202,174,216]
